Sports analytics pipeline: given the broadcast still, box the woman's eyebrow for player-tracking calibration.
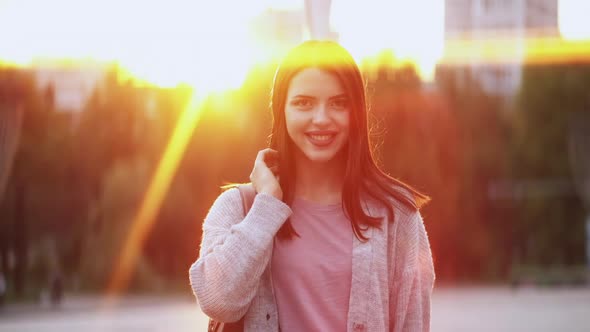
[329,93,348,100]
[289,94,347,99]
[290,94,316,99]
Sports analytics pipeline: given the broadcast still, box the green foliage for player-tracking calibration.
[511,64,590,267]
[2,57,589,297]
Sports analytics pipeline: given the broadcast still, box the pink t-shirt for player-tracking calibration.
[271,196,353,332]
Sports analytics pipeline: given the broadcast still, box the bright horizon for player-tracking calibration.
[0,0,588,89]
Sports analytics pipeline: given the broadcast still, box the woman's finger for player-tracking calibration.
[255,148,274,162]
[269,166,279,175]
[256,148,279,167]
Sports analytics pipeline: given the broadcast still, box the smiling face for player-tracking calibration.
[284,68,350,166]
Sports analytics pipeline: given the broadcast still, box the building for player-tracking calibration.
[250,0,338,60]
[33,62,106,112]
[250,7,305,60]
[304,0,338,40]
[443,0,558,96]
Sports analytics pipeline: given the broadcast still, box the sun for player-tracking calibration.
[0,0,281,93]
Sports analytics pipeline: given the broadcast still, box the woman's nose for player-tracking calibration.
[311,105,330,125]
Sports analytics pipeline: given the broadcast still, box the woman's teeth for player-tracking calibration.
[310,135,333,141]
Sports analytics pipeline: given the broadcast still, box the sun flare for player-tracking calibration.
[559,0,590,41]
[0,0,279,93]
[2,0,590,298]
[2,1,589,87]
[332,0,444,81]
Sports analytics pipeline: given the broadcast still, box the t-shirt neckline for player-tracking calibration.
[293,196,343,213]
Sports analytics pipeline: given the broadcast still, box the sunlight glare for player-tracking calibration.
[559,0,590,40]
[442,37,590,65]
[0,0,280,92]
[1,0,590,86]
[332,0,444,80]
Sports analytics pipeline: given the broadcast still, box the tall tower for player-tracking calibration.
[304,0,337,40]
[444,0,558,96]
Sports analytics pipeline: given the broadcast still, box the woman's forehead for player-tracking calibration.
[286,68,346,98]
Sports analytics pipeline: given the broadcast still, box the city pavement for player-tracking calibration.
[0,286,589,331]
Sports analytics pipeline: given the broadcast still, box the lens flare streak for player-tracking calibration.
[442,37,590,65]
[105,94,203,300]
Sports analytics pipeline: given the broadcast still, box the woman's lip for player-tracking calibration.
[306,133,337,147]
[306,130,337,135]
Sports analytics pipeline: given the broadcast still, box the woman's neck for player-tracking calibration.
[293,153,346,205]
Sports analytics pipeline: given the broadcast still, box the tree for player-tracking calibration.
[511,64,590,267]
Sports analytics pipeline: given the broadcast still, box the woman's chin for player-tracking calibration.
[301,150,343,164]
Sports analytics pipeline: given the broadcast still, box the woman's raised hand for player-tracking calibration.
[250,148,282,200]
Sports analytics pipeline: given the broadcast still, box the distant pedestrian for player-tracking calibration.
[0,271,6,308]
[49,271,63,307]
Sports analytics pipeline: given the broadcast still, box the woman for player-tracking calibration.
[189,40,435,332]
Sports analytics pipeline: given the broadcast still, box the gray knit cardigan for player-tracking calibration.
[189,188,435,332]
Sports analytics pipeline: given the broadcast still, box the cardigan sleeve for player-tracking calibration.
[188,188,291,322]
[390,210,435,332]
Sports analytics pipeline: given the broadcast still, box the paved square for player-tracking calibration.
[0,287,588,331]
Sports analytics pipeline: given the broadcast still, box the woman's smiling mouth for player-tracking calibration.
[305,131,337,147]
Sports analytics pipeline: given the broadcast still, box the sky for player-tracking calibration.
[0,0,588,88]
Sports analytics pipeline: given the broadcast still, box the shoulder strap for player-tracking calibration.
[236,183,256,216]
[207,184,253,331]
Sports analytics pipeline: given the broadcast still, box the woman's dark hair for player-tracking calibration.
[270,40,429,241]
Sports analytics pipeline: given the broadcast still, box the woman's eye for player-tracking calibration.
[291,99,312,108]
[331,98,349,109]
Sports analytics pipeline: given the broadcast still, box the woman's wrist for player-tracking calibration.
[258,186,282,200]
